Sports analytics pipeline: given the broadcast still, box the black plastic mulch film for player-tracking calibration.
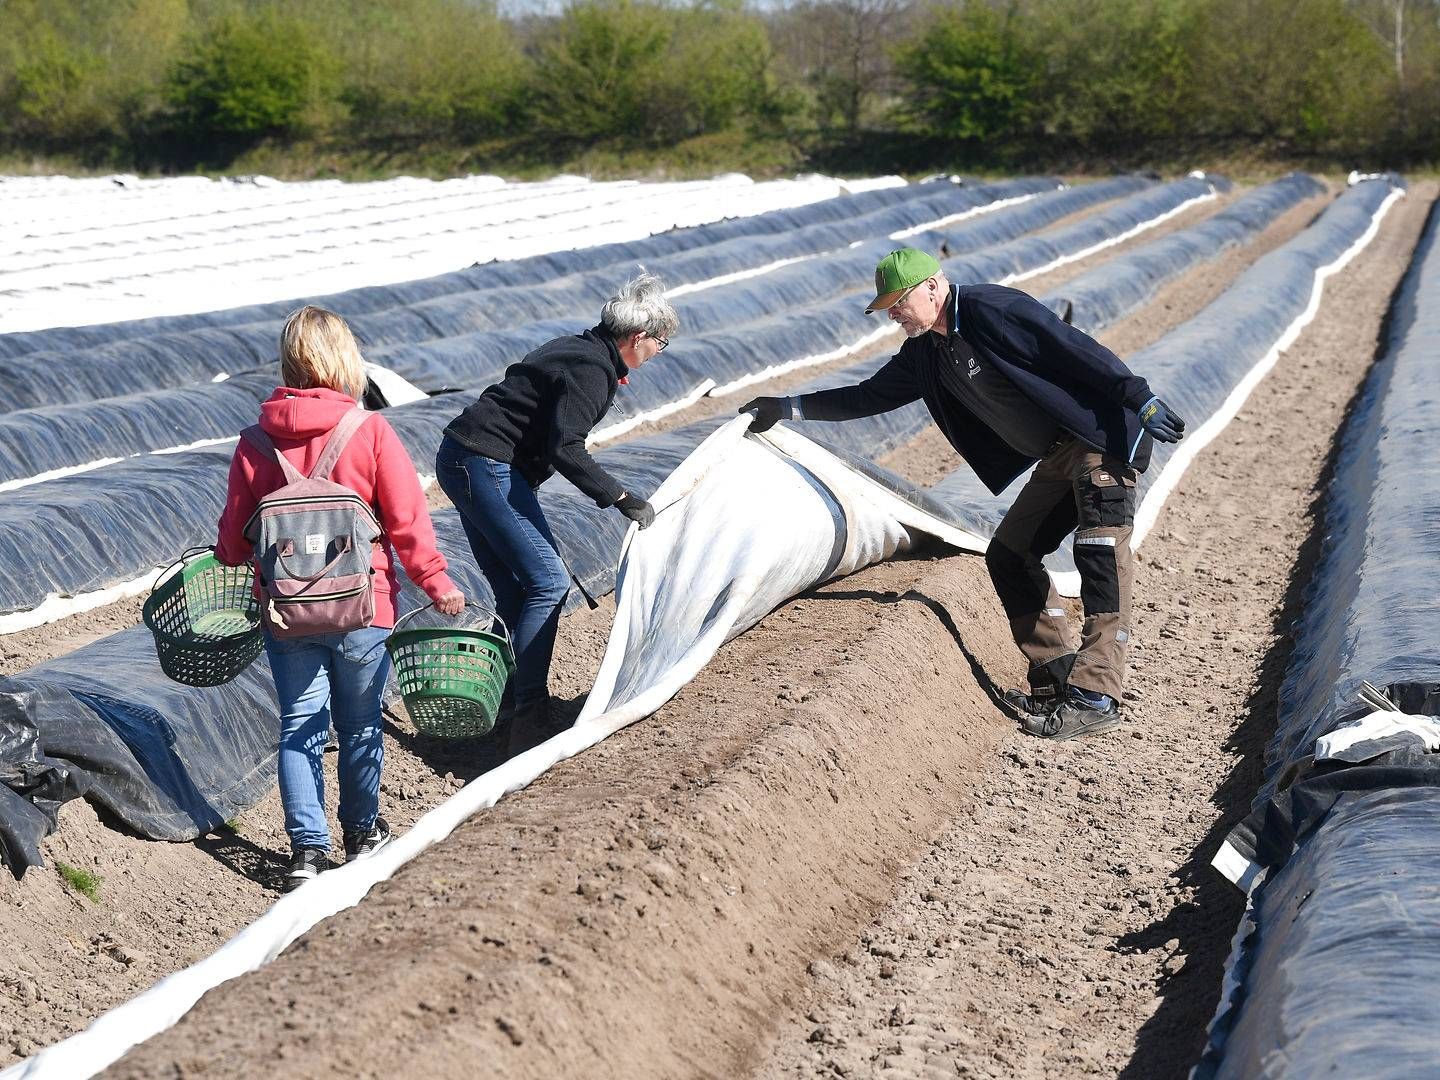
[0,171,1307,879]
[0,178,1064,483]
[0,174,1213,617]
[0,176,1083,483]
[1194,187,1439,1080]
[0,179,1055,407]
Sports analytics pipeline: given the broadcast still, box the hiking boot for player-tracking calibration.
[1021,691,1121,741]
[283,847,329,892]
[342,817,392,863]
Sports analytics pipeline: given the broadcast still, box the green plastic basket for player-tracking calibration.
[387,603,515,738]
[142,548,263,687]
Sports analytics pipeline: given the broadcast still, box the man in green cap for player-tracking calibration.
[740,248,1186,742]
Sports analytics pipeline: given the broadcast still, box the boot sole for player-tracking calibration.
[1047,712,1122,741]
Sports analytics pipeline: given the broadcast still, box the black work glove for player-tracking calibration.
[739,395,793,433]
[614,492,655,529]
[1138,396,1186,443]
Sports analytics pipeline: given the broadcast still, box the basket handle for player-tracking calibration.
[393,600,509,642]
[151,546,216,594]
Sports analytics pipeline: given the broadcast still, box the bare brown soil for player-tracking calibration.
[748,182,1438,1080]
[102,181,1436,1076]
[0,178,1382,1074]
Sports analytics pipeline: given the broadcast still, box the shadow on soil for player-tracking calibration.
[194,827,287,891]
[381,692,587,786]
[1115,302,1401,1080]
[799,570,1019,723]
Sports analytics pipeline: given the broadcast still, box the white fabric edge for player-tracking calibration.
[999,188,1218,287]
[887,189,1050,240]
[0,457,128,494]
[666,256,817,298]
[587,379,717,446]
[1314,710,1440,760]
[1,718,612,1080]
[0,568,165,635]
[363,362,429,406]
[1,436,239,493]
[668,189,1056,298]
[1048,569,1081,599]
[1189,874,1264,1080]
[760,424,989,556]
[1132,185,1404,548]
[2,416,982,1080]
[1211,838,1265,893]
[707,325,900,398]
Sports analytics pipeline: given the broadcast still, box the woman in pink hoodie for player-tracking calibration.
[217,306,463,892]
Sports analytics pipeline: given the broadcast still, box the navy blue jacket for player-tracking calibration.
[799,284,1156,495]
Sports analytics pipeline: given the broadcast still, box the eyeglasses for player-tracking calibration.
[888,283,921,311]
[652,334,669,351]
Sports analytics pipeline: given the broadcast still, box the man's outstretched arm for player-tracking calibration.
[741,352,922,432]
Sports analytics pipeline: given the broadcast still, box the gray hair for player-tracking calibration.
[600,270,679,340]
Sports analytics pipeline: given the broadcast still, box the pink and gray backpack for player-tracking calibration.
[241,408,381,639]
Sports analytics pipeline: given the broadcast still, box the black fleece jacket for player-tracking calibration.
[443,326,628,506]
[798,284,1156,495]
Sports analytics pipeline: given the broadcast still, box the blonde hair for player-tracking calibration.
[279,306,366,398]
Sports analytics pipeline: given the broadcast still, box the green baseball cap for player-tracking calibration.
[865,248,941,313]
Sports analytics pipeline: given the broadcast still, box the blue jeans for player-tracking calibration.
[434,437,570,709]
[264,625,392,852]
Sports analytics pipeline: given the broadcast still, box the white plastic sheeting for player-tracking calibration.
[577,418,986,733]
[0,416,977,1080]
[0,173,904,333]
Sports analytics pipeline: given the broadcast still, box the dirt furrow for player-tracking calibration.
[749,181,1438,1080]
[1,181,1324,1068]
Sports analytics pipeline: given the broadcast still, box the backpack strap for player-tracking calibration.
[308,407,373,482]
[240,425,306,486]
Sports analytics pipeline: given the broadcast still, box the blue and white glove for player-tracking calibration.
[1138,396,1186,443]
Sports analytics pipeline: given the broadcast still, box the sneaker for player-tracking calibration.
[1021,691,1121,741]
[283,847,329,892]
[342,817,392,863]
[1002,688,1062,722]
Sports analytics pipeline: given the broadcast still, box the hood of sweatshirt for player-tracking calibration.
[258,387,359,440]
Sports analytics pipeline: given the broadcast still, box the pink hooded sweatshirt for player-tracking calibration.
[216,387,456,628]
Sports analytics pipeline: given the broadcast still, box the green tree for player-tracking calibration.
[337,0,526,139]
[0,0,188,148]
[1027,0,1200,144]
[527,0,785,144]
[527,0,672,141]
[768,0,911,132]
[164,6,342,139]
[894,0,1037,141]
[664,1,787,135]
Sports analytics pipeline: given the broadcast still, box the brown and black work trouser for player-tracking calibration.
[984,438,1136,706]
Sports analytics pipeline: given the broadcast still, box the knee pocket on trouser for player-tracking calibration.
[1077,467,1136,530]
[1074,536,1122,613]
[986,540,1049,617]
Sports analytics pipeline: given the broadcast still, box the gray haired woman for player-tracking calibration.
[435,271,678,758]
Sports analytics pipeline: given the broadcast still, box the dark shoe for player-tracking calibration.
[1021,692,1121,741]
[342,817,392,863]
[283,847,330,892]
[1002,688,1061,722]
